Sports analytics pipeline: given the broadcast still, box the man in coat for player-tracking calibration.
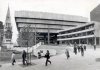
[45,50,51,66]
[22,50,26,65]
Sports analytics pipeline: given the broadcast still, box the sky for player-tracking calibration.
[0,0,100,44]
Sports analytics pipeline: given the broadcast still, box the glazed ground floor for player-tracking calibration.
[18,32,58,47]
[58,37,100,46]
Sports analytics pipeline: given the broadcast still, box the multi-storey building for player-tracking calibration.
[57,22,100,46]
[15,11,88,47]
[90,4,100,22]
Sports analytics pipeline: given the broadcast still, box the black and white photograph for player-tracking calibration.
[0,0,100,70]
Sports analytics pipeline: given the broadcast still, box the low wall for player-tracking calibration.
[0,51,12,61]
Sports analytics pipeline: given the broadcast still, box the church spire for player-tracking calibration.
[5,6,12,28]
[4,6,12,39]
[2,5,13,49]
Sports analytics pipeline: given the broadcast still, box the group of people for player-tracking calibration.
[11,50,27,65]
[11,44,97,67]
[64,44,87,60]
[38,50,51,66]
[74,44,86,56]
[11,50,51,66]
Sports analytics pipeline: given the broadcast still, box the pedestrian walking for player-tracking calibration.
[65,49,70,59]
[78,45,81,52]
[22,50,26,65]
[73,43,77,55]
[45,50,51,66]
[84,45,86,51]
[73,46,77,55]
[81,46,84,56]
[94,45,96,50]
[11,52,16,65]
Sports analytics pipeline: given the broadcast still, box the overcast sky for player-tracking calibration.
[0,0,99,43]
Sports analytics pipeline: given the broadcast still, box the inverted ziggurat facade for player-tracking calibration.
[15,11,88,47]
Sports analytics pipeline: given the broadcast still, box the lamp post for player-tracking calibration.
[94,28,96,50]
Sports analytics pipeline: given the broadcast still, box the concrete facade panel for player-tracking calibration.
[15,11,88,22]
[15,18,85,26]
[90,4,100,22]
[20,28,58,33]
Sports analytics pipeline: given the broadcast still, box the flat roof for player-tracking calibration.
[15,11,88,23]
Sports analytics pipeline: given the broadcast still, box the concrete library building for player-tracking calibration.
[15,11,87,47]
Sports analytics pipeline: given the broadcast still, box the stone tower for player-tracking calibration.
[3,7,13,49]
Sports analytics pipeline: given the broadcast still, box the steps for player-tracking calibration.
[37,45,72,54]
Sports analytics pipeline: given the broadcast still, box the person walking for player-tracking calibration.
[45,50,51,66]
[11,52,16,65]
[81,46,84,56]
[84,45,86,51]
[65,49,70,59]
[73,43,77,55]
[74,46,77,55]
[22,50,26,65]
[94,45,96,50]
[78,45,81,52]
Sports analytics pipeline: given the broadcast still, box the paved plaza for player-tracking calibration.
[0,48,100,70]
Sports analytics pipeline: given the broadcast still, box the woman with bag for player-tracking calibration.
[45,50,51,66]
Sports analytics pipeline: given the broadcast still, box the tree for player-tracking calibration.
[17,25,35,47]
[17,25,40,65]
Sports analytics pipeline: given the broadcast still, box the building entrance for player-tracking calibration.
[36,33,57,44]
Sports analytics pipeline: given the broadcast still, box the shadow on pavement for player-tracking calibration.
[18,63,36,68]
[96,58,100,62]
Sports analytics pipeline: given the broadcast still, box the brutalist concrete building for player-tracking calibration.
[15,11,88,47]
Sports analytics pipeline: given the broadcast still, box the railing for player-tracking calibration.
[12,42,43,53]
[28,42,43,53]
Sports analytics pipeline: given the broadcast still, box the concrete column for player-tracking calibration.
[44,35,46,44]
[79,39,80,44]
[35,24,36,45]
[86,32,88,45]
[94,37,96,45]
[87,38,88,45]
[48,25,50,45]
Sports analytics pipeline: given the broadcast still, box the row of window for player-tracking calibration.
[59,24,94,34]
[58,30,94,39]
